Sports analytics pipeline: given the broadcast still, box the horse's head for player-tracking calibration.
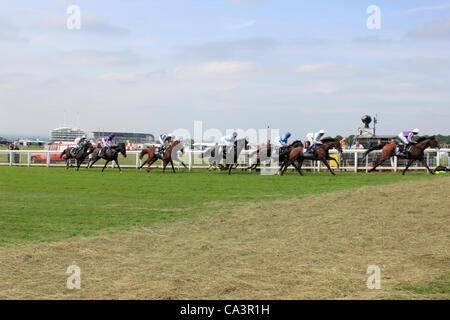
[322,139,342,154]
[417,136,440,150]
[172,140,184,154]
[428,136,440,149]
[118,143,127,158]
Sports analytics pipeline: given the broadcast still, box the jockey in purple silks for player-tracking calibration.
[398,129,419,154]
[100,133,116,157]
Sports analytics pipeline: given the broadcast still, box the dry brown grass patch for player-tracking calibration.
[0,178,449,299]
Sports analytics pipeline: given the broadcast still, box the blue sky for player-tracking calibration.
[1,0,450,138]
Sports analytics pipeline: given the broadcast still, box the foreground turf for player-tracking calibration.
[0,166,440,246]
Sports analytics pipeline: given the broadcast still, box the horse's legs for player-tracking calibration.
[297,159,304,175]
[139,158,147,170]
[368,156,388,173]
[162,160,168,174]
[402,159,415,175]
[292,160,303,176]
[327,155,340,170]
[102,160,110,172]
[321,159,336,176]
[176,160,188,169]
[89,156,99,169]
[419,157,435,175]
[76,159,81,171]
[280,160,291,176]
[228,163,233,175]
[115,159,123,173]
[170,160,176,173]
[146,157,157,172]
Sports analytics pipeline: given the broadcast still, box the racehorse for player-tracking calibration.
[247,140,304,171]
[279,139,342,176]
[139,140,187,173]
[224,138,250,175]
[364,136,439,175]
[59,141,94,171]
[200,139,249,174]
[198,144,222,171]
[87,143,127,173]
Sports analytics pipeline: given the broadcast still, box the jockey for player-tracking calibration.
[72,135,86,156]
[273,132,292,148]
[398,129,419,153]
[100,133,115,157]
[221,132,237,147]
[158,133,175,154]
[221,132,238,154]
[306,130,325,153]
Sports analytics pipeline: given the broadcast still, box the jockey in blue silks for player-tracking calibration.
[274,132,292,148]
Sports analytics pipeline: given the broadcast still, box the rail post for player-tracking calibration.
[436,150,440,167]
[46,151,50,167]
[189,150,193,171]
[365,152,369,173]
[9,150,13,166]
[394,156,398,173]
[27,151,31,167]
[136,152,139,169]
[354,152,358,173]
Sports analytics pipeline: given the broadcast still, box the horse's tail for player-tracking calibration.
[364,143,386,159]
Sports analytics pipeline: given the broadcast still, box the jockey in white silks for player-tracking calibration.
[306,130,325,153]
[72,135,86,155]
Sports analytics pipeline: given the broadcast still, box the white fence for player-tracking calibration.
[1,149,449,172]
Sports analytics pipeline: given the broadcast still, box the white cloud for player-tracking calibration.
[407,18,450,40]
[403,2,450,15]
[296,63,357,74]
[174,61,259,79]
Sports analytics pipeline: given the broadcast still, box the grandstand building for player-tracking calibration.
[50,127,87,142]
[91,131,155,144]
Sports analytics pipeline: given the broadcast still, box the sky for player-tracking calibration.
[1,0,450,140]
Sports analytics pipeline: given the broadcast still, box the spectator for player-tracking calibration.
[351,140,365,149]
[340,137,349,150]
